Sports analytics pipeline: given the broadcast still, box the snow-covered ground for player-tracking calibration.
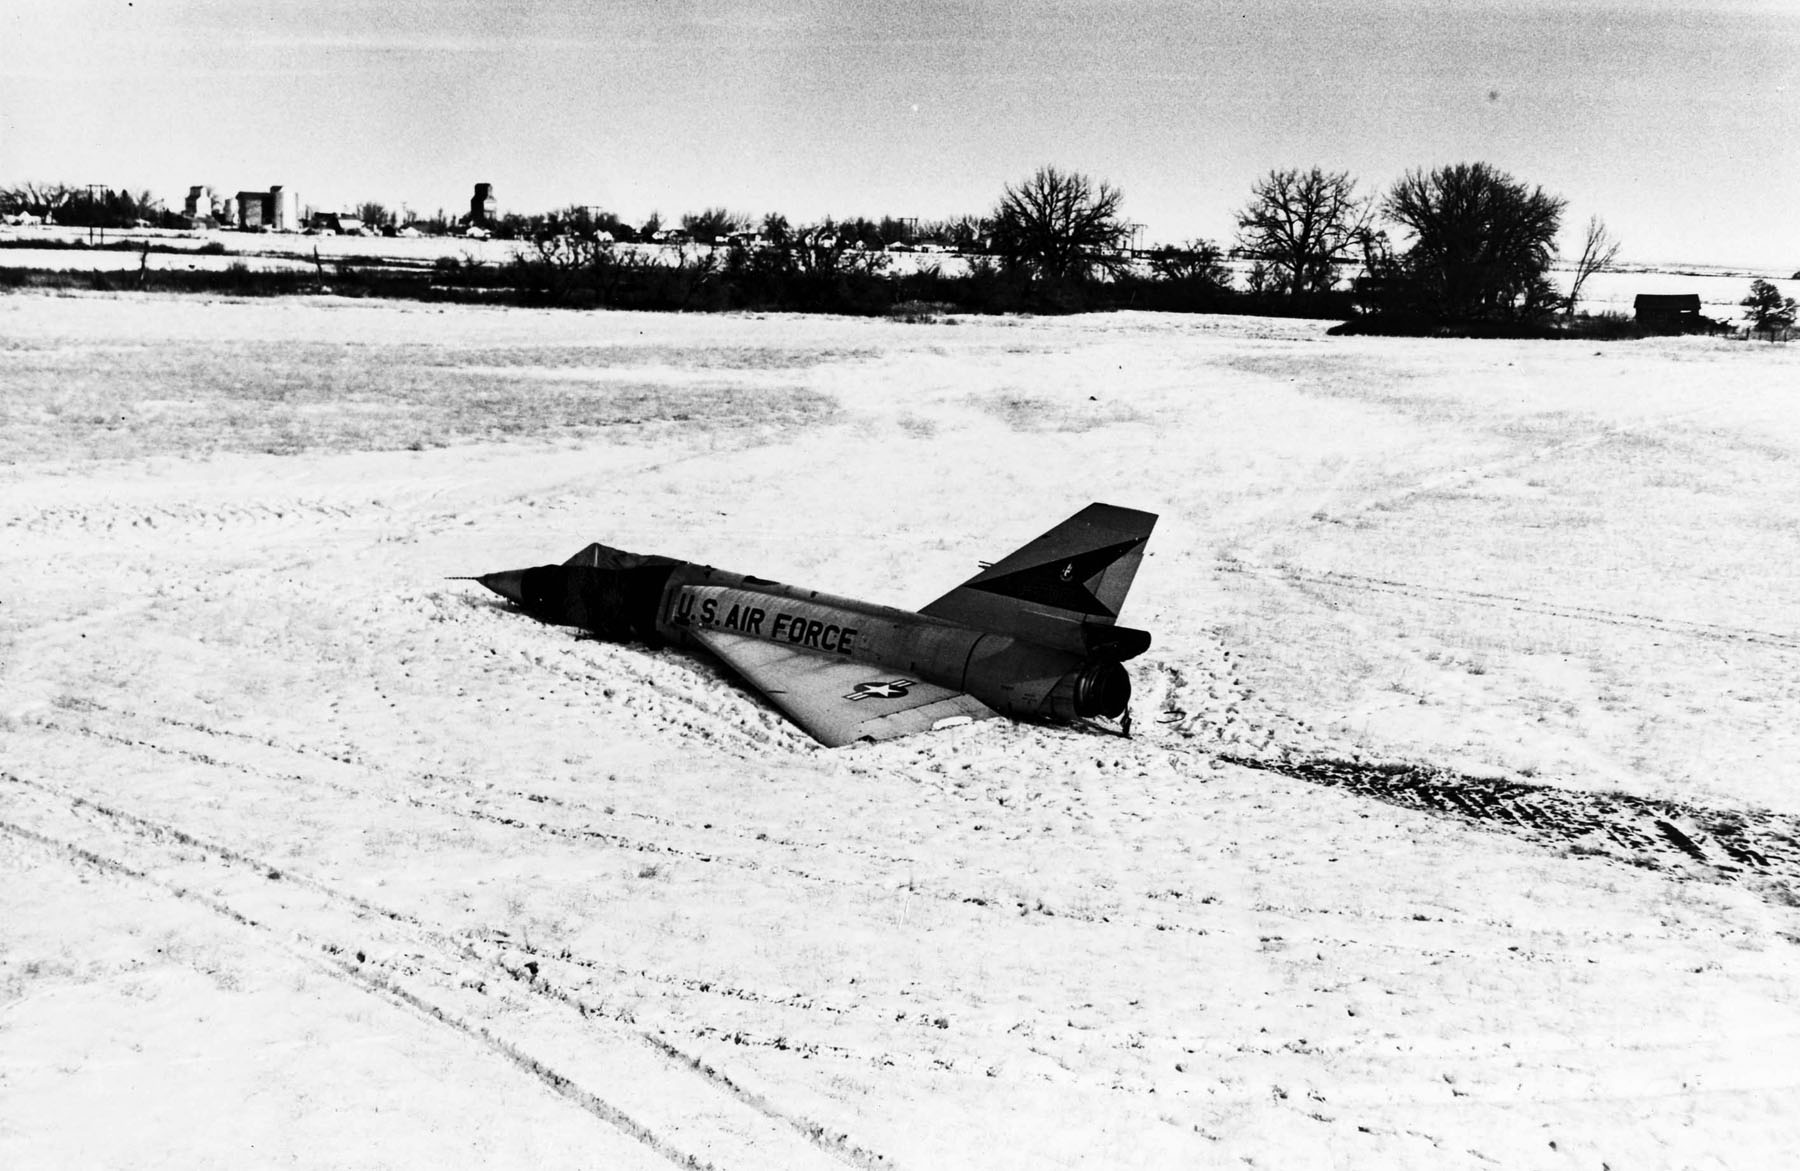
[3,292,1798,1169]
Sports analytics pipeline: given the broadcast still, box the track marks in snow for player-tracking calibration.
[1220,562,1800,654]
[29,701,1220,946]
[1148,637,1322,758]
[17,703,1282,1097]
[462,926,985,1089]
[4,740,1176,1144]
[0,769,884,1171]
[1147,631,1800,900]
[29,706,882,888]
[4,496,367,537]
[1226,754,1800,888]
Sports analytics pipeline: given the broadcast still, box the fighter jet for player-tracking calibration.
[465,503,1156,747]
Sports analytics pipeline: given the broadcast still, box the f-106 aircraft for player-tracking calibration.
[465,503,1156,747]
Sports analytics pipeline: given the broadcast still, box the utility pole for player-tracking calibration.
[85,184,106,246]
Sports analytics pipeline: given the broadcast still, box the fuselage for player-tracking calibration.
[482,558,1133,723]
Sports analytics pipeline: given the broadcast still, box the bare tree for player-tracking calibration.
[990,166,1130,282]
[681,207,749,245]
[1384,162,1566,321]
[1564,214,1621,316]
[938,215,988,253]
[1148,239,1232,288]
[1234,167,1371,296]
[786,223,890,278]
[0,180,73,216]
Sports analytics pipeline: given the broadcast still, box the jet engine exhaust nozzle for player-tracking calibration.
[1073,659,1131,719]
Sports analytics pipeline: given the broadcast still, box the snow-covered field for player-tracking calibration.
[3,292,1799,1169]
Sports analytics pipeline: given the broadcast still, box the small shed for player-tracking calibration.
[312,213,365,235]
[1634,294,1702,334]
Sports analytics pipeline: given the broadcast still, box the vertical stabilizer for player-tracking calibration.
[919,503,1156,655]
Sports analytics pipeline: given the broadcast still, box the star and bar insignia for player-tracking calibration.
[845,679,916,701]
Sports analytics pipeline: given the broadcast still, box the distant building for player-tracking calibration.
[235,185,298,232]
[469,182,496,227]
[183,185,236,228]
[183,186,211,223]
[1634,293,1703,334]
[308,212,366,235]
[233,192,262,229]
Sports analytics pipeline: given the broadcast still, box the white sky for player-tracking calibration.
[1,0,1795,266]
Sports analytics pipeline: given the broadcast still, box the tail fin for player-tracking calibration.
[920,503,1156,658]
[563,542,681,572]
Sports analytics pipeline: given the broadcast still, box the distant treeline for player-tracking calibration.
[501,235,1362,318]
[2,161,1665,336]
[0,242,1358,321]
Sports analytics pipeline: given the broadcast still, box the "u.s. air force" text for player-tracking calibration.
[674,590,857,656]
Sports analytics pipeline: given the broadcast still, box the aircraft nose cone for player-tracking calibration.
[475,569,528,605]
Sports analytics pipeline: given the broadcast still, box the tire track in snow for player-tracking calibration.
[34,698,910,875]
[0,769,890,1171]
[1147,647,1800,901]
[3,497,369,536]
[6,743,1163,1122]
[30,704,1223,954]
[33,712,865,882]
[24,700,1260,1084]
[1211,385,1729,549]
[1219,561,1800,653]
[0,811,726,1171]
[13,722,1000,1093]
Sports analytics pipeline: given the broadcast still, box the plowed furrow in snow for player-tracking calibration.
[1143,640,1800,900]
[1215,753,1800,897]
